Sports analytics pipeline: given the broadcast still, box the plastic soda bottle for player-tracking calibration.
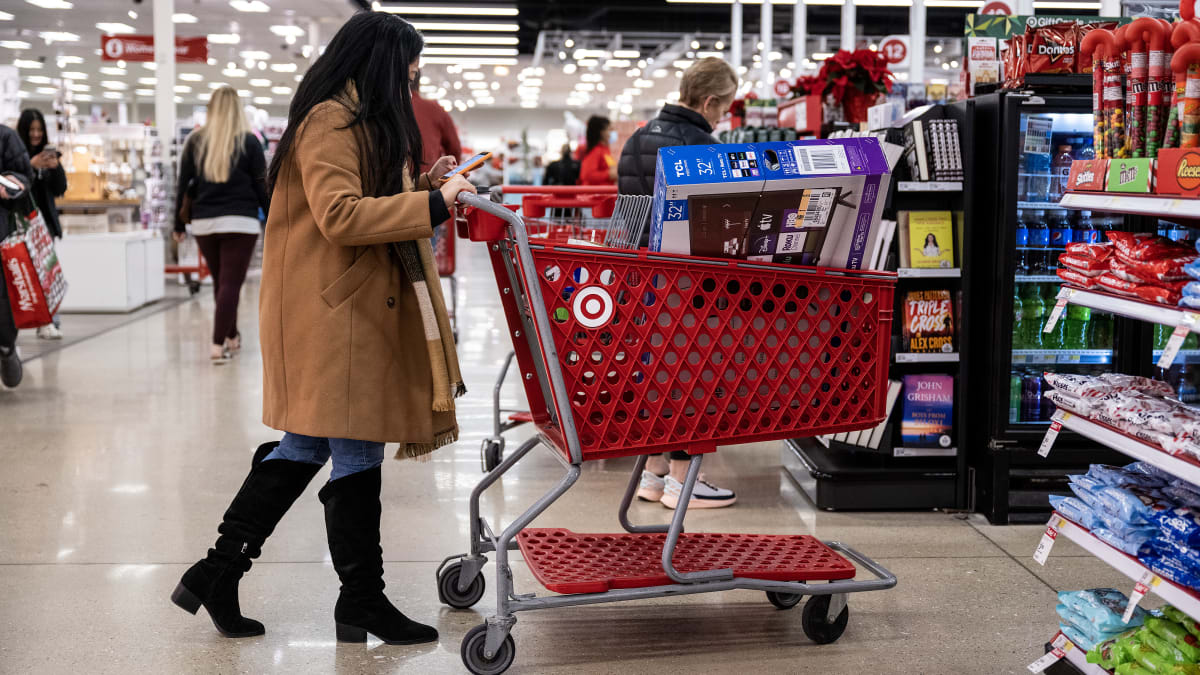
[1021,372,1043,422]
[1074,211,1099,244]
[1013,290,1025,349]
[1062,304,1091,350]
[1154,324,1171,350]
[1015,210,1030,274]
[1041,285,1065,349]
[1021,284,1046,349]
[1010,372,1022,423]
[1029,210,1050,272]
[1090,313,1113,350]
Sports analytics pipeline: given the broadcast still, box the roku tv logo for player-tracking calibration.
[1176,152,1200,190]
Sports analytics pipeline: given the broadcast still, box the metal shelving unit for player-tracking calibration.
[897,267,962,278]
[1061,192,1200,219]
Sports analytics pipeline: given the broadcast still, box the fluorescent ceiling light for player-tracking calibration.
[74,94,92,101]
[467,81,487,89]
[26,0,74,8]
[270,63,297,72]
[249,78,271,86]
[143,62,156,70]
[240,50,270,60]
[605,59,632,68]
[230,0,270,11]
[223,67,247,77]
[374,4,517,15]
[36,86,57,94]
[420,56,518,66]
[237,89,251,97]
[811,52,835,60]
[137,77,156,84]
[423,47,516,57]
[253,96,272,104]
[179,73,203,81]
[61,71,87,79]
[14,59,42,69]
[103,92,122,99]
[270,25,305,38]
[135,88,154,96]
[99,66,126,75]
[101,80,127,90]
[271,86,291,94]
[208,34,240,44]
[174,13,198,23]
[461,71,485,80]
[39,31,80,43]
[1032,0,1100,6]
[198,93,210,101]
[573,49,608,59]
[67,82,87,91]
[0,41,31,49]
[0,11,12,19]
[96,22,136,34]
[613,50,640,59]
[27,75,51,84]
[57,55,82,65]
[174,85,191,92]
[423,34,517,45]
[410,22,518,32]
[577,58,599,67]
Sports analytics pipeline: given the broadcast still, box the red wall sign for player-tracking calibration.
[101,35,208,63]
[774,79,791,97]
[980,1,1013,15]
[880,38,907,65]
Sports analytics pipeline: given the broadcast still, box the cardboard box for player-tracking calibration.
[1105,158,1155,193]
[1066,159,1108,192]
[1155,148,1200,197]
[650,138,893,270]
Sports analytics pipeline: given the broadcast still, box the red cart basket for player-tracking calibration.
[438,192,899,675]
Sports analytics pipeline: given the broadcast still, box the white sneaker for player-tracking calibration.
[636,470,665,502]
[36,324,63,340]
[660,475,737,509]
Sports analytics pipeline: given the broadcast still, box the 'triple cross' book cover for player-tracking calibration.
[900,375,954,449]
[902,289,955,353]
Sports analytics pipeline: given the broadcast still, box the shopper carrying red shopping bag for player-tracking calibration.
[0,124,32,389]
[173,86,271,364]
[1,199,68,329]
[617,57,742,509]
[172,12,472,646]
[17,109,67,340]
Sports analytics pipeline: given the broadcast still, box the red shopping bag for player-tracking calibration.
[2,207,67,328]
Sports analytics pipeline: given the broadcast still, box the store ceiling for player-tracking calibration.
[4,0,982,117]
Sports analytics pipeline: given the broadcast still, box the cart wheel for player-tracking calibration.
[483,441,503,472]
[438,561,486,609]
[461,623,515,675]
[766,590,804,610]
[187,281,202,296]
[801,596,849,644]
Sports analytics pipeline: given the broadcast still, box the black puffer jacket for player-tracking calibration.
[0,125,32,241]
[617,104,715,196]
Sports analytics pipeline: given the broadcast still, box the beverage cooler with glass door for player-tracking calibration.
[966,90,1128,524]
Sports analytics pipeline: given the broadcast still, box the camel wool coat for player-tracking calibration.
[259,99,457,445]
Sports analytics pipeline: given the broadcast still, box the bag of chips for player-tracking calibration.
[1153,507,1200,547]
[1027,22,1076,74]
[1058,588,1149,633]
[1044,388,1092,416]
[1107,232,1195,262]
[1146,616,1200,661]
[1096,526,1156,556]
[1099,272,1142,297]
[1050,494,1102,530]
[1097,374,1175,397]
[1136,283,1186,306]
[1060,252,1110,275]
[1068,241,1114,259]
[1111,258,1158,285]
[1058,267,1102,288]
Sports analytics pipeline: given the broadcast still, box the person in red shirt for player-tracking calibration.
[410,74,462,172]
[578,115,617,186]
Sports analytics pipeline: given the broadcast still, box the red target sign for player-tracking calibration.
[981,0,1013,14]
[880,39,907,65]
[774,79,791,97]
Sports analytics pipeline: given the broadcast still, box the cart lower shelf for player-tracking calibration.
[517,528,857,594]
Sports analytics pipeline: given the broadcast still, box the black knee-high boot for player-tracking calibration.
[171,442,321,637]
[320,467,438,645]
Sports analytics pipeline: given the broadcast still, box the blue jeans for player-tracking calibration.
[264,433,385,481]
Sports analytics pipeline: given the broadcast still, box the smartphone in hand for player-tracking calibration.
[442,151,492,179]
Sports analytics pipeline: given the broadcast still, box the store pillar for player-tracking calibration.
[760,0,772,95]
[792,0,807,69]
[910,0,925,86]
[153,0,175,155]
[731,0,742,71]
[841,0,857,52]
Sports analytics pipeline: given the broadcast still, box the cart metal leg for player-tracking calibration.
[662,454,734,583]
[617,454,670,534]
[481,351,519,471]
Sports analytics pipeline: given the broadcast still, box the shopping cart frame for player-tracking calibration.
[439,192,898,673]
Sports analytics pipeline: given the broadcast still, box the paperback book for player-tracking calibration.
[901,289,955,353]
[900,375,954,449]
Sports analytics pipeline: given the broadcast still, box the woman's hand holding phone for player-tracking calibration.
[429,155,458,186]
[438,174,474,206]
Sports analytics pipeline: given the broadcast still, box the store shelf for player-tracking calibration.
[1018,200,1070,211]
[894,446,957,457]
[898,181,962,192]
[1052,410,1200,487]
[1011,349,1113,365]
[1061,192,1200,219]
[1047,631,1110,675]
[1048,513,1200,621]
[1057,287,1191,330]
[1016,274,1065,283]
[1153,349,1200,364]
[895,352,960,363]
[897,267,961,278]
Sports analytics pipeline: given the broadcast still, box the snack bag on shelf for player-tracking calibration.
[1089,463,1168,488]
[1045,388,1093,415]
[1027,22,1077,74]
[1068,241,1115,259]
[1058,267,1102,287]
[1098,374,1176,398]
[1088,628,1141,670]
[1071,476,1109,511]
[1050,494,1103,529]
[1059,588,1151,633]
[1185,258,1200,280]
[1061,623,1100,651]
[1160,606,1200,641]
[1137,284,1186,306]
[1112,258,1160,284]
[1099,272,1143,296]
[1146,616,1200,661]
[1153,507,1200,547]
[1127,461,1182,484]
[1140,625,1196,664]
[1096,526,1157,555]
[1045,373,1116,400]
[1161,484,1200,508]
[1108,232,1195,262]
[1060,252,1110,275]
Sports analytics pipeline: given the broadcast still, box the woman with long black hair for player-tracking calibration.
[17,109,67,340]
[172,11,473,646]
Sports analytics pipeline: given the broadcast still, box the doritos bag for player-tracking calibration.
[1028,22,1077,74]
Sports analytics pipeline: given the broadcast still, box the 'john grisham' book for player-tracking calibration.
[900,375,954,448]
[902,289,955,353]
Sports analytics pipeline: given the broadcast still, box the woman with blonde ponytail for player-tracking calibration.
[174,86,270,363]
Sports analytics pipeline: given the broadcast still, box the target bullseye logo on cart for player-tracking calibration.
[572,287,614,328]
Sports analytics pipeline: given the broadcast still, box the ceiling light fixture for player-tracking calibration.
[418,56,519,65]
[269,25,305,38]
[613,49,640,59]
[423,34,518,45]
[14,60,43,69]
[410,22,518,32]
[374,3,517,14]
[174,85,192,93]
[423,47,517,57]
[230,0,270,12]
[249,78,271,86]
[240,50,270,60]
[39,31,80,43]
[27,75,51,84]
[57,55,83,65]
[271,86,291,94]
[0,40,31,49]
[96,22,136,34]
[100,80,127,90]
[174,13,198,23]
[253,96,272,104]
[25,0,74,8]
[208,34,241,45]
[0,11,13,20]
[135,88,154,96]
[270,63,297,73]
[35,86,58,94]
[179,73,203,81]
[137,77,156,85]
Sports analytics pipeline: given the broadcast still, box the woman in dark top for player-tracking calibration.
[174,86,271,363]
[17,109,67,340]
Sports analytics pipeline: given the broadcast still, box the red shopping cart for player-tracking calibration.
[438,192,899,674]
[477,185,652,471]
[164,246,210,296]
[432,218,458,339]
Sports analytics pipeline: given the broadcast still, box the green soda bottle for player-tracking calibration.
[1090,313,1113,350]
[1013,290,1025,349]
[1041,284,1064,349]
[1153,324,1171,350]
[1186,332,1199,350]
[1010,372,1022,423]
[1022,284,1045,349]
[1063,305,1091,350]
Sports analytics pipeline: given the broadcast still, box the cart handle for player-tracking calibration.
[456,189,585,466]
[492,185,618,195]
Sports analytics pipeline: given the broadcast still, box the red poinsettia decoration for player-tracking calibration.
[727,91,758,118]
[794,49,894,103]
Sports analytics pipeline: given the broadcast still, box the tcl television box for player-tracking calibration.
[649,138,893,270]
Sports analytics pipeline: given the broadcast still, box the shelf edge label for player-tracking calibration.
[1033,517,1059,565]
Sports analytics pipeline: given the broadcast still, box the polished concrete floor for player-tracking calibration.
[0,239,1144,674]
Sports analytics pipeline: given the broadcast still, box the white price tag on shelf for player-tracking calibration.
[1037,412,1068,458]
[1032,516,1063,566]
[1027,646,1067,673]
[1158,325,1191,370]
[1123,571,1161,623]
[1043,299,1069,334]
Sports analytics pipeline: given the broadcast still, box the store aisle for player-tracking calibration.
[0,240,1140,674]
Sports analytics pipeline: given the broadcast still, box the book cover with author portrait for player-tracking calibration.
[900,374,954,448]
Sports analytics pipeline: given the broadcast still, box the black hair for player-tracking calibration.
[17,109,48,155]
[924,233,938,247]
[268,11,424,197]
[585,115,610,153]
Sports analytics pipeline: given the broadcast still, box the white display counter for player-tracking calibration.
[55,230,166,313]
